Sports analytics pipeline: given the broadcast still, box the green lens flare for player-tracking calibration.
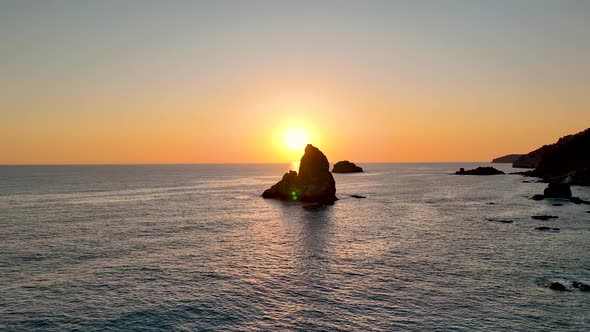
[291,191,296,195]
[292,195,298,200]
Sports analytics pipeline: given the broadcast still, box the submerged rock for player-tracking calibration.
[262,144,337,204]
[569,197,590,205]
[547,281,568,291]
[535,227,560,231]
[531,215,559,221]
[530,193,590,204]
[572,281,590,292]
[486,218,513,224]
[332,160,363,173]
[455,167,505,175]
[350,194,366,199]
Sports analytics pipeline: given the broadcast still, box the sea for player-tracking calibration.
[1,163,589,331]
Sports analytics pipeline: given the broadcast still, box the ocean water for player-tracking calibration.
[1,163,589,331]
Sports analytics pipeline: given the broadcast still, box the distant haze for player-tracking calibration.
[1,1,589,164]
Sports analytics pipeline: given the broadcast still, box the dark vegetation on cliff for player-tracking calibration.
[492,154,524,164]
[515,128,590,185]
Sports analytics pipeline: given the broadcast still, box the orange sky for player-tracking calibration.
[1,2,589,164]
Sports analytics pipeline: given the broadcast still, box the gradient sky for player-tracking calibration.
[1,0,589,164]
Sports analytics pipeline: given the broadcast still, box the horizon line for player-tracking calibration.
[0,161,498,166]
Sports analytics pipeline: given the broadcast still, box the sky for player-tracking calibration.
[1,0,589,164]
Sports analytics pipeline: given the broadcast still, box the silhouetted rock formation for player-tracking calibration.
[492,154,524,163]
[544,183,572,199]
[332,160,363,173]
[516,128,590,185]
[455,167,505,175]
[262,144,337,204]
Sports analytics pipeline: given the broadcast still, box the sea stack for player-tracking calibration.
[262,144,337,204]
[332,160,363,173]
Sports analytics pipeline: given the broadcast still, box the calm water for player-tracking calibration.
[1,163,589,331]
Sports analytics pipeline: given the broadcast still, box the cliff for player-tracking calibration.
[519,128,590,185]
[492,154,524,164]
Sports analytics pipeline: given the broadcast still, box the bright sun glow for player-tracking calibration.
[284,128,309,151]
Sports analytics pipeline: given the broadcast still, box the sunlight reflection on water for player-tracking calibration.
[1,163,589,331]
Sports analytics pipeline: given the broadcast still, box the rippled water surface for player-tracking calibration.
[1,163,589,331]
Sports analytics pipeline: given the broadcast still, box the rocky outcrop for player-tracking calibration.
[455,167,505,175]
[543,183,572,199]
[516,128,590,185]
[529,183,589,204]
[262,144,337,204]
[332,160,363,173]
[492,154,524,163]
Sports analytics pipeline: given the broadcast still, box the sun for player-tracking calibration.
[284,128,309,151]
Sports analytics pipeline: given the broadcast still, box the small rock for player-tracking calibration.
[531,215,559,221]
[572,281,590,292]
[522,180,531,183]
[547,281,568,291]
[531,194,545,201]
[552,203,563,206]
[486,202,496,205]
[350,195,366,199]
[332,160,363,173]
